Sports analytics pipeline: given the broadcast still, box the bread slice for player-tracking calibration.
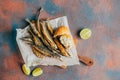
[59,34,72,49]
[53,26,69,37]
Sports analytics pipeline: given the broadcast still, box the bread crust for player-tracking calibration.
[54,26,69,37]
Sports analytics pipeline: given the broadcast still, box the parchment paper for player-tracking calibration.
[16,16,80,67]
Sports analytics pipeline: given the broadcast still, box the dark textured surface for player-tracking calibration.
[0,0,120,80]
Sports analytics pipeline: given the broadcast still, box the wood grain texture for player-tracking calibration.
[0,0,120,80]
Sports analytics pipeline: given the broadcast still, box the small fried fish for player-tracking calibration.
[25,18,42,38]
[32,45,53,57]
[32,45,61,60]
[54,38,70,57]
[46,22,53,35]
[41,22,58,49]
[36,7,43,33]
[20,36,34,45]
[28,29,43,47]
[20,36,32,42]
[32,46,43,58]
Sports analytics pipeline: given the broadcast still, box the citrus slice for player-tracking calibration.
[80,28,92,40]
[22,64,30,75]
[32,67,43,77]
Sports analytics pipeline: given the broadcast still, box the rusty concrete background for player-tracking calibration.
[0,0,120,80]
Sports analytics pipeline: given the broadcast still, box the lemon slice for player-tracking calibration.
[80,28,92,40]
[22,64,30,75]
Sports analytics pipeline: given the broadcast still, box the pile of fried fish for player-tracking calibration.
[20,8,71,61]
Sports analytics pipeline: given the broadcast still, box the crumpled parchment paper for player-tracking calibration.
[16,16,80,67]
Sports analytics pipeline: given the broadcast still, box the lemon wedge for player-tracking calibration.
[22,64,30,75]
[32,67,43,77]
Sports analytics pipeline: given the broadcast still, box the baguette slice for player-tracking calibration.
[54,26,69,37]
[59,34,72,49]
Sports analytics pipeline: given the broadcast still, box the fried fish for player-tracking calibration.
[54,38,70,57]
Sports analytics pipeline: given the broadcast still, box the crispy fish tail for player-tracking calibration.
[20,36,32,42]
[20,36,34,45]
